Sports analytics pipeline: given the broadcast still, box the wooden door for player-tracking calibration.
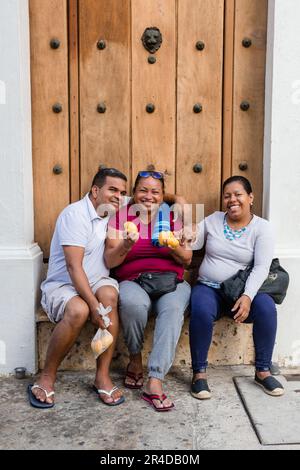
[177,0,224,214]
[30,0,268,256]
[29,0,70,256]
[79,0,131,194]
[231,0,268,214]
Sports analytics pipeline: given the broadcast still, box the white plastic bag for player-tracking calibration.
[91,328,113,359]
[91,303,113,359]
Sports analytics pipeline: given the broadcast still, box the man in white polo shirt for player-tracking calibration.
[28,168,128,408]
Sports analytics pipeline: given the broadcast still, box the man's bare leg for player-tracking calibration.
[94,286,123,404]
[32,296,89,404]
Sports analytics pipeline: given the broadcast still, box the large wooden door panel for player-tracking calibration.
[177,0,224,215]
[30,0,69,257]
[232,0,268,214]
[30,0,268,255]
[79,0,131,195]
[131,0,176,193]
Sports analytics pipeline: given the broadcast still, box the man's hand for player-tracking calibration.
[90,307,109,330]
[231,295,251,323]
[173,195,186,207]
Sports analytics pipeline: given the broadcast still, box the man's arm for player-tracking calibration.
[164,193,186,206]
[164,193,193,235]
[63,246,106,329]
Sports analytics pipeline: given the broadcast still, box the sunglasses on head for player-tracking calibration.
[138,171,164,179]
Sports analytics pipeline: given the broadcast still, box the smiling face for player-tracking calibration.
[90,176,127,212]
[133,176,164,212]
[223,181,254,222]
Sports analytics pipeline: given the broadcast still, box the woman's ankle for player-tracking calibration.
[129,353,143,370]
[146,377,163,393]
[256,369,271,379]
[193,369,207,381]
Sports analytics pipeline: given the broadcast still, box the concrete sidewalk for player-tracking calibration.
[1,365,300,450]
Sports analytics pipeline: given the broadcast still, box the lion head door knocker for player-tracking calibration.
[141,27,162,54]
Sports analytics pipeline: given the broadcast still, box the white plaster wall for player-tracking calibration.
[264,0,300,366]
[0,0,43,375]
[0,0,34,246]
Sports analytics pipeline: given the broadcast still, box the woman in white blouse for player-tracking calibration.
[190,176,284,399]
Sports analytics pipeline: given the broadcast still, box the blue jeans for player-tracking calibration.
[119,280,191,380]
[190,283,277,372]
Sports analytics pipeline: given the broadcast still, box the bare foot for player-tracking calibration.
[31,373,55,404]
[145,377,173,409]
[94,376,124,404]
[124,358,144,388]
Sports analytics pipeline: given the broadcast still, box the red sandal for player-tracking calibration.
[141,391,175,412]
[124,364,144,389]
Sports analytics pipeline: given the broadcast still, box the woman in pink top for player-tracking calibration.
[105,171,192,411]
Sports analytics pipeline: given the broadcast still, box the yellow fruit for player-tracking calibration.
[167,236,179,249]
[158,231,168,246]
[124,221,138,233]
[158,231,179,248]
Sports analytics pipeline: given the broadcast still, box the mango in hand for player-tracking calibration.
[158,231,179,249]
[124,221,138,233]
[158,231,167,246]
[167,233,179,249]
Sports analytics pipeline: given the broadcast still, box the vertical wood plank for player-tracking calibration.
[232,0,268,214]
[177,0,224,214]
[79,0,131,195]
[222,0,235,184]
[29,0,69,257]
[131,0,176,193]
[69,0,80,202]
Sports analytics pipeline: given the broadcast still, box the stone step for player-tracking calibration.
[37,308,254,371]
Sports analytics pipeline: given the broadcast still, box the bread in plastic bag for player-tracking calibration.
[91,328,113,359]
[91,302,113,359]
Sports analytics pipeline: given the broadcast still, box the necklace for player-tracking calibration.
[223,214,252,241]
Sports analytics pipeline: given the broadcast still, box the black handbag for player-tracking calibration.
[258,258,289,304]
[134,271,179,299]
[220,258,289,305]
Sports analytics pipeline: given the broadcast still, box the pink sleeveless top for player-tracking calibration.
[108,203,184,282]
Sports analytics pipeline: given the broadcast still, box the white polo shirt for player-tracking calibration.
[41,193,110,296]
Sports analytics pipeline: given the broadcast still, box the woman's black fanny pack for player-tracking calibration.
[134,271,181,299]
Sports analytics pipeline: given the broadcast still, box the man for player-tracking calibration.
[28,168,127,408]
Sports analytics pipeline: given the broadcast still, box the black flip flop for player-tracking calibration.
[27,384,55,409]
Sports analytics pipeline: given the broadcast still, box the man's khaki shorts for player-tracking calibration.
[41,277,119,323]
